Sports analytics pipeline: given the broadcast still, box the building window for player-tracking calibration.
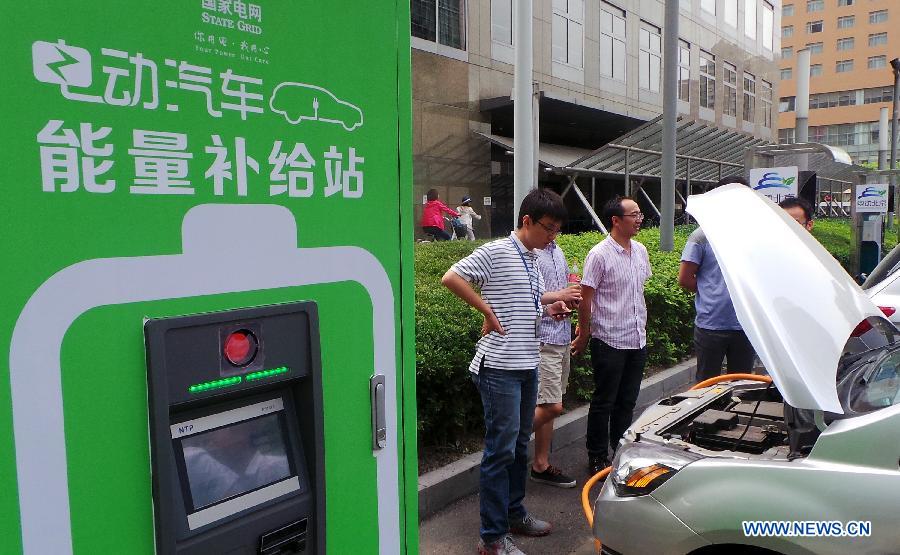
[701,0,715,15]
[411,0,467,50]
[746,0,758,38]
[678,40,691,102]
[599,2,626,81]
[836,37,855,51]
[700,51,716,108]
[806,0,823,12]
[810,63,823,76]
[724,0,738,27]
[779,96,796,112]
[778,128,796,144]
[761,80,773,128]
[781,46,793,59]
[639,24,662,92]
[864,86,895,104]
[869,10,888,24]
[836,15,854,29]
[783,3,794,17]
[869,32,888,47]
[807,42,823,55]
[552,0,584,67]
[782,25,794,38]
[781,67,793,80]
[743,72,756,123]
[837,0,853,5]
[836,59,854,72]
[762,2,774,50]
[810,90,856,108]
[724,62,737,117]
[806,20,823,33]
[869,55,887,70]
[491,0,512,45]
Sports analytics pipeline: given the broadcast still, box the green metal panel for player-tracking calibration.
[0,1,415,553]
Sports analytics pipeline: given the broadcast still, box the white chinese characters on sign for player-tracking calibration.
[38,120,115,193]
[33,39,362,131]
[129,130,194,195]
[37,120,366,199]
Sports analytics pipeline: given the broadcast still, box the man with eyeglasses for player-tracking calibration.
[778,196,814,231]
[442,188,574,555]
[572,196,651,476]
[679,176,755,384]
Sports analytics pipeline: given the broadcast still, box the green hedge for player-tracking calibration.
[415,220,894,445]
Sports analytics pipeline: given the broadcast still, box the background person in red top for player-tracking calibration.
[421,188,460,240]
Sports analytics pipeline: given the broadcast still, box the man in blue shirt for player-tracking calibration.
[679,177,755,382]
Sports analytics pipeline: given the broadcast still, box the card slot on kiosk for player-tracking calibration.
[145,302,325,555]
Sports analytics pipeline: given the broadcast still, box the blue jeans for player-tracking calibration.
[472,365,539,543]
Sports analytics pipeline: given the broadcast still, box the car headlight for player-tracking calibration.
[610,441,702,497]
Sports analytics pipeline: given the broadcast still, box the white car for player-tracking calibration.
[591,185,900,555]
[863,245,900,326]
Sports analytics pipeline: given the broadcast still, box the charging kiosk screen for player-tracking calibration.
[171,398,304,530]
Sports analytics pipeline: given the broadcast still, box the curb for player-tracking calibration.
[417,358,697,520]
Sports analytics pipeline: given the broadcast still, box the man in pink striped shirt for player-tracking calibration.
[572,196,651,476]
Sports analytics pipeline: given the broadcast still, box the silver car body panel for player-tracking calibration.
[686,184,883,414]
[594,387,900,554]
[592,482,709,555]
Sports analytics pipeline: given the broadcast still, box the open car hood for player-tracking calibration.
[686,184,883,413]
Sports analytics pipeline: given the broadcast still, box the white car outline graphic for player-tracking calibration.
[270,82,364,131]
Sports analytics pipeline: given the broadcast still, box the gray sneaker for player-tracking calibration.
[477,534,525,555]
[509,513,552,537]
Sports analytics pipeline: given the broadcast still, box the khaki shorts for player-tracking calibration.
[537,342,571,405]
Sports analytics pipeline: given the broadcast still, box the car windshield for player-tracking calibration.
[862,244,900,290]
[838,339,900,414]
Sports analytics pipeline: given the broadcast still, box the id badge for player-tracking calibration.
[534,312,542,338]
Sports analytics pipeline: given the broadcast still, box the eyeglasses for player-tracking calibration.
[621,212,645,220]
[534,220,562,235]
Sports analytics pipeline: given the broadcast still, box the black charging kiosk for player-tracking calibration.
[145,302,325,555]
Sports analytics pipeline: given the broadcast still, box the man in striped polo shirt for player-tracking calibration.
[441,188,572,555]
[572,196,651,476]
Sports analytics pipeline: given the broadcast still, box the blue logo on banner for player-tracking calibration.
[753,172,795,191]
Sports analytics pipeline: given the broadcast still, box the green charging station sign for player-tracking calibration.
[2,2,415,553]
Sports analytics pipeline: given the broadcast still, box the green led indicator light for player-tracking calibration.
[188,376,242,393]
[245,366,289,381]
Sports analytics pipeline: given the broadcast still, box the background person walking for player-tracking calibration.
[421,188,460,241]
[456,196,482,240]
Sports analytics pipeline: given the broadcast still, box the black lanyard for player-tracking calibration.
[510,237,540,312]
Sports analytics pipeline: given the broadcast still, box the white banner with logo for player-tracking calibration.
[749,166,799,203]
[856,184,889,213]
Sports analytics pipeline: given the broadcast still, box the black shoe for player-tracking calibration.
[588,455,610,476]
[530,464,577,488]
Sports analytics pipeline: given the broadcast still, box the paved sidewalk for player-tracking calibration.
[419,438,599,555]
[419,358,698,554]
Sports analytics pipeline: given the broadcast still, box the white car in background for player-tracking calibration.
[591,185,900,555]
[863,245,900,326]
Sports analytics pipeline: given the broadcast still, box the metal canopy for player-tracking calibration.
[473,132,593,169]
[744,142,863,185]
[566,115,771,182]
